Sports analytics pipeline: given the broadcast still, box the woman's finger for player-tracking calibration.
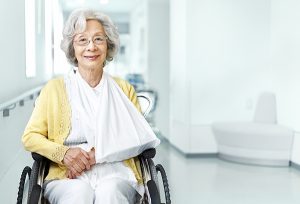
[88,148,96,165]
[80,156,91,170]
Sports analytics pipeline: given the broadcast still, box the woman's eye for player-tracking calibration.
[95,37,105,42]
[79,38,88,42]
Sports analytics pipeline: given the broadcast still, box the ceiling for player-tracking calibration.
[59,0,141,14]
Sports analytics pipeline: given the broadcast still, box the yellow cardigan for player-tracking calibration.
[22,77,143,183]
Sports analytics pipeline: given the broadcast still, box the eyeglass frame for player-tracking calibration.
[73,35,108,46]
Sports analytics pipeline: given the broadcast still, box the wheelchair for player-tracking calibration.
[17,93,171,204]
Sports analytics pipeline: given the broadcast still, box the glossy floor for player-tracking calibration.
[2,139,300,203]
[154,140,300,204]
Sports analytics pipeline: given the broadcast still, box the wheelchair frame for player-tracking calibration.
[17,94,171,204]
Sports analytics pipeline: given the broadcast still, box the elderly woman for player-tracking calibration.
[22,9,158,203]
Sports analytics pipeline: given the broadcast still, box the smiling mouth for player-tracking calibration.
[84,55,99,60]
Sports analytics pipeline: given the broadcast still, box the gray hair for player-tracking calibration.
[60,9,119,67]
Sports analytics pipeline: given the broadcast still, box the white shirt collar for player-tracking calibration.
[74,68,105,95]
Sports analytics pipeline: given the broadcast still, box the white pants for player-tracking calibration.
[44,162,142,204]
[44,177,137,204]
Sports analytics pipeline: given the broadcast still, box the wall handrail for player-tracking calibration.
[0,86,43,117]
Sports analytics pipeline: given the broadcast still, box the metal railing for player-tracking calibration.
[0,86,43,117]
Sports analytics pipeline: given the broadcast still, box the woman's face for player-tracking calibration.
[73,20,107,71]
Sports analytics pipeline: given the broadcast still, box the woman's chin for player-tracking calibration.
[79,62,104,70]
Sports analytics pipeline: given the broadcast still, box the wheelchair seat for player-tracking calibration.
[17,94,171,204]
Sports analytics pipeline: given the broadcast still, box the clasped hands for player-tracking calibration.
[63,147,96,179]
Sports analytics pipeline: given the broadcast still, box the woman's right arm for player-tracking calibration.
[22,82,69,165]
[22,81,95,175]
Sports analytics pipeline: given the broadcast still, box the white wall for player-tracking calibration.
[187,0,272,124]
[169,0,190,152]
[0,0,51,104]
[270,0,300,165]
[169,0,300,158]
[130,0,148,75]
[270,0,300,130]
[147,0,170,138]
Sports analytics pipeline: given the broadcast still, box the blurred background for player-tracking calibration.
[1,0,300,203]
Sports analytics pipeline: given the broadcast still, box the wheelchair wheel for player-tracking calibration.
[17,166,31,204]
[148,159,160,195]
[156,164,171,204]
[28,161,40,202]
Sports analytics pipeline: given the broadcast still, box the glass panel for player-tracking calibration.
[45,0,53,76]
[25,0,36,78]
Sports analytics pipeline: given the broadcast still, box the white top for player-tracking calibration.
[64,68,102,150]
[64,69,144,195]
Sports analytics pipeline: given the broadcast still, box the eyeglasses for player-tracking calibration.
[74,35,108,46]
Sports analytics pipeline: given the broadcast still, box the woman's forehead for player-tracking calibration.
[75,20,105,35]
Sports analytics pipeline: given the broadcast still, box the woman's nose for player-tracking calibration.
[86,40,97,51]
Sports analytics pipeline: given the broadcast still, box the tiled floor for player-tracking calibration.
[154,139,300,204]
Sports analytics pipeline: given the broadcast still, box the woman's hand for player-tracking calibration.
[63,147,92,178]
[66,169,76,179]
[64,147,96,179]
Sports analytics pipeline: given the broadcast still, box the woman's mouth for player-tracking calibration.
[84,55,99,61]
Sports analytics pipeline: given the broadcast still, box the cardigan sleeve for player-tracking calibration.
[22,81,69,165]
[126,82,142,113]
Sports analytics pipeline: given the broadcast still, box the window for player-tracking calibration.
[53,0,70,75]
[45,0,53,76]
[25,0,36,78]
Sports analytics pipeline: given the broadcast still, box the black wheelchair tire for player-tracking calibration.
[17,166,31,204]
[147,159,160,196]
[28,161,40,203]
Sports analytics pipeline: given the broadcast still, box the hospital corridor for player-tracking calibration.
[1,0,300,203]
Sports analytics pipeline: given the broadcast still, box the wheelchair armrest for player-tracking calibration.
[140,148,156,159]
[31,152,47,162]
